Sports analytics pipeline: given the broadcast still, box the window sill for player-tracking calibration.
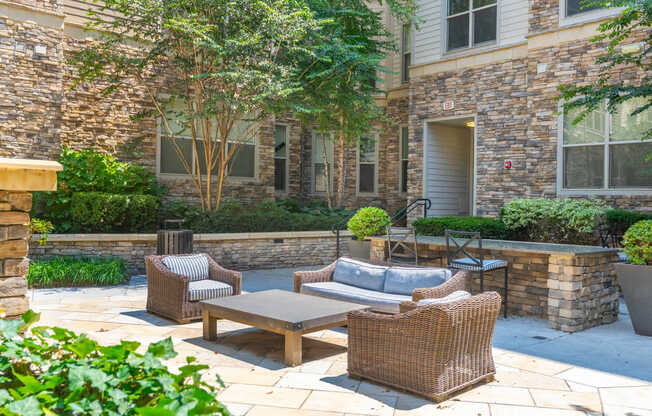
[158,173,259,184]
[558,7,623,29]
[559,188,652,197]
[442,42,498,60]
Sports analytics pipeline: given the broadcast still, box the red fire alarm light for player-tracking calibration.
[504,160,512,169]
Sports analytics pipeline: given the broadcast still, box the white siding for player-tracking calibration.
[414,0,443,66]
[500,0,528,46]
[424,125,472,217]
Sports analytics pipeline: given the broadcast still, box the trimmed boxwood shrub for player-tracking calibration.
[71,192,159,233]
[606,209,652,235]
[412,216,507,239]
[27,256,128,288]
[347,207,391,240]
[622,220,652,265]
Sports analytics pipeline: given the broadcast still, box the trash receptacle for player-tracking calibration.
[157,219,193,255]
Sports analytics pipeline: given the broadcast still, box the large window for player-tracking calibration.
[400,127,409,193]
[561,99,652,191]
[401,24,411,83]
[274,125,288,192]
[565,0,601,16]
[446,0,497,52]
[358,136,378,194]
[159,106,256,178]
[312,133,333,193]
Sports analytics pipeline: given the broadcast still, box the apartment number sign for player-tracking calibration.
[443,100,455,111]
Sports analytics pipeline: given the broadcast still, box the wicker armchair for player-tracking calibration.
[347,289,501,402]
[145,254,242,324]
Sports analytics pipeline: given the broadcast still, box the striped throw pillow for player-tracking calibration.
[162,254,209,282]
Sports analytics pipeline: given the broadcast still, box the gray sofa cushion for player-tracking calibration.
[383,266,452,296]
[332,257,388,292]
[188,279,233,301]
[417,290,471,306]
[301,281,411,314]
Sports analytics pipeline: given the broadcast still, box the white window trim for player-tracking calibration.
[356,135,379,196]
[156,117,259,182]
[401,24,412,84]
[556,101,652,196]
[311,132,334,194]
[559,1,623,28]
[274,123,290,194]
[443,0,500,54]
[399,126,409,195]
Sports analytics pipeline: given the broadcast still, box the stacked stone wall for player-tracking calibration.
[0,192,31,318]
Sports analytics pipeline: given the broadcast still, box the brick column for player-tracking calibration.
[0,158,62,318]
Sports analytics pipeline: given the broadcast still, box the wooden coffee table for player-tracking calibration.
[199,289,369,366]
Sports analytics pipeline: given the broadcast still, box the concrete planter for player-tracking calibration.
[347,239,370,260]
[615,263,652,337]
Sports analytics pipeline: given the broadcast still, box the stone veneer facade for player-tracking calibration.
[0,192,31,318]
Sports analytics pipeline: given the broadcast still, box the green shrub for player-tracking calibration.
[71,192,159,233]
[622,220,652,265]
[27,256,127,288]
[500,198,609,244]
[606,209,652,235]
[347,207,391,240]
[29,218,54,246]
[412,216,507,239]
[0,311,229,415]
[33,147,164,233]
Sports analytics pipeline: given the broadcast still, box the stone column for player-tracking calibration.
[0,158,62,319]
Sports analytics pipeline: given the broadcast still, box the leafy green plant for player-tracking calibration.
[412,216,507,239]
[32,147,163,233]
[71,192,159,233]
[347,207,391,240]
[0,311,229,415]
[606,209,652,235]
[29,218,54,246]
[27,257,127,288]
[500,198,609,244]
[622,220,652,265]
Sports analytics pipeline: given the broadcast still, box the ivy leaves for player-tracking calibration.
[0,311,229,416]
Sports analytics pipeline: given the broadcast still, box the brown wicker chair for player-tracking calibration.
[347,287,501,402]
[145,254,242,324]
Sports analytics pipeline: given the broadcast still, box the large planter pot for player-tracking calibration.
[347,239,370,260]
[615,263,652,337]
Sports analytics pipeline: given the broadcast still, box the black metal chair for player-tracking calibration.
[445,229,509,318]
[386,226,419,265]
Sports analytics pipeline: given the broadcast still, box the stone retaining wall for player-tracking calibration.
[29,231,351,274]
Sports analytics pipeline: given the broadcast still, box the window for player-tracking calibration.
[400,127,409,193]
[566,0,601,16]
[446,0,497,52]
[401,24,411,83]
[358,136,378,194]
[159,105,256,178]
[561,99,652,191]
[312,133,333,193]
[274,125,288,192]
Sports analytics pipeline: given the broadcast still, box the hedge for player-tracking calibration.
[606,209,652,235]
[71,192,159,233]
[26,256,127,288]
[412,216,507,239]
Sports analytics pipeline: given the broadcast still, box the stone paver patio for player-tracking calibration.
[28,268,652,416]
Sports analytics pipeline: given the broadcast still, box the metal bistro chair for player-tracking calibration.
[386,226,444,267]
[445,230,509,318]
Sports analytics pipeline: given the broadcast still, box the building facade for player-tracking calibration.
[0,0,650,218]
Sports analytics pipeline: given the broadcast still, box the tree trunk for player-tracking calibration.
[335,131,345,208]
[321,136,334,209]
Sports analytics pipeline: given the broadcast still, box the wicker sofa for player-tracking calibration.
[145,254,242,323]
[294,257,469,314]
[348,284,502,401]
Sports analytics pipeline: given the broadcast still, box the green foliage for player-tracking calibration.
[606,209,652,234]
[29,218,54,246]
[27,256,127,288]
[412,216,507,239]
[500,198,609,244]
[0,311,229,415]
[346,207,391,240]
[622,220,652,265]
[160,199,354,233]
[33,148,163,233]
[71,192,159,233]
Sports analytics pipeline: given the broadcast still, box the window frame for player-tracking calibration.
[444,0,499,53]
[357,134,379,196]
[557,101,652,196]
[156,117,258,181]
[399,126,409,194]
[311,132,334,194]
[558,0,622,28]
[273,123,289,194]
[401,23,412,84]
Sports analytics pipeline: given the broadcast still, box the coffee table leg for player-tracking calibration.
[202,310,217,341]
[284,332,302,367]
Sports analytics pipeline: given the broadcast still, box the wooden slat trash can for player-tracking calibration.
[157,219,193,255]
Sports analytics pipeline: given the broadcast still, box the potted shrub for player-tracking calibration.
[346,207,391,259]
[614,220,652,336]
